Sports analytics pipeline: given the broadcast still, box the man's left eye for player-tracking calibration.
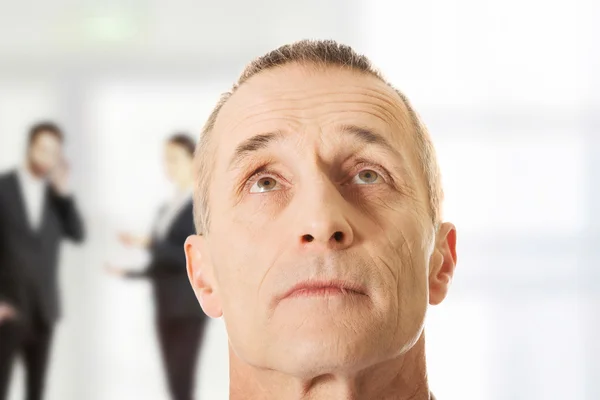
[250,176,281,193]
[352,169,382,185]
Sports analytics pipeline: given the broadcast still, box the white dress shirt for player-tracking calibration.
[153,189,192,240]
[16,166,47,231]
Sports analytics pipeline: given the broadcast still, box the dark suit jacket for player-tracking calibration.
[127,200,205,320]
[0,170,85,324]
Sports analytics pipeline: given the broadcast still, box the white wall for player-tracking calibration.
[0,81,60,170]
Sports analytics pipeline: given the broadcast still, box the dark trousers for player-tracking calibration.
[0,318,54,400]
[156,318,206,400]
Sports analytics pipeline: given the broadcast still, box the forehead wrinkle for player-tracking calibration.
[214,67,416,161]
[326,104,412,153]
[216,97,330,143]
[220,112,414,181]
[336,88,421,166]
[217,102,293,134]
[222,114,297,145]
[226,72,400,116]
[355,89,414,135]
[218,72,407,133]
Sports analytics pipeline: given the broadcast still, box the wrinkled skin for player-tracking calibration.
[186,64,457,399]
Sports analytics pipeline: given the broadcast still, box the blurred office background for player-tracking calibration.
[0,0,597,399]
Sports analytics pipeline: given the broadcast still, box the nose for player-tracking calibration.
[297,182,354,251]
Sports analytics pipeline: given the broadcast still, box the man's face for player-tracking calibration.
[164,142,192,183]
[28,132,62,177]
[189,64,452,377]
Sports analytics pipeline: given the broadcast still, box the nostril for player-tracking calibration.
[303,234,314,243]
[332,231,344,242]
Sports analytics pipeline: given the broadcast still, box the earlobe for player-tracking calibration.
[428,222,458,306]
[184,235,223,318]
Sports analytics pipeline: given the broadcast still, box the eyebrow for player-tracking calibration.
[228,131,284,170]
[338,124,398,155]
[227,124,400,170]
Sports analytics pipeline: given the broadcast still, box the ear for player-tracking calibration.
[185,234,223,318]
[428,222,458,306]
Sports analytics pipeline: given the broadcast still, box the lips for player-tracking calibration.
[280,279,367,301]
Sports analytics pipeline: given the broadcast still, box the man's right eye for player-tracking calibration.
[249,176,281,193]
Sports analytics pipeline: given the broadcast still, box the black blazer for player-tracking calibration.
[127,200,205,320]
[0,170,85,324]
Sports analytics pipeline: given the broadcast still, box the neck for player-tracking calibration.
[230,335,430,400]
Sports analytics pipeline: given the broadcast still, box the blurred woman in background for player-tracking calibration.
[107,133,206,400]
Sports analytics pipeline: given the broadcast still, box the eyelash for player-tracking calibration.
[243,168,287,192]
[243,161,393,192]
[346,161,392,185]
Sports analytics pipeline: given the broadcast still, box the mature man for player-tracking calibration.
[0,122,85,400]
[185,40,457,400]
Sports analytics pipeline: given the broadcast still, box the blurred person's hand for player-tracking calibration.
[118,232,150,248]
[104,263,128,278]
[0,302,17,324]
[49,156,71,196]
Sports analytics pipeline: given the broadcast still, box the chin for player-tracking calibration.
[277,345,384,379]
[268,313,426,378]
[268,323,391,378]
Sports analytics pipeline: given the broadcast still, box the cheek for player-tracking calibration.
[211,242,257,327]
[209,217,279,306]
[30,149,43,162]
[381,219,430,336]
[238,191,293,229]
[40,151,58,166]
[367,207,432,296]
[176,159,190,173]
[221,187,294,248]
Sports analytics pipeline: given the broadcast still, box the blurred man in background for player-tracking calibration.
[0,122,85,400]
[107,134,207,400]
[184,40,457,399]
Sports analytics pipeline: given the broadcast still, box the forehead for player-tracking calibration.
[32,132,61,148]
[166,142,184,152]
[213,64,414,149]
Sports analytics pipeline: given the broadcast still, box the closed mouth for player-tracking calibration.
[280,279,367,301]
